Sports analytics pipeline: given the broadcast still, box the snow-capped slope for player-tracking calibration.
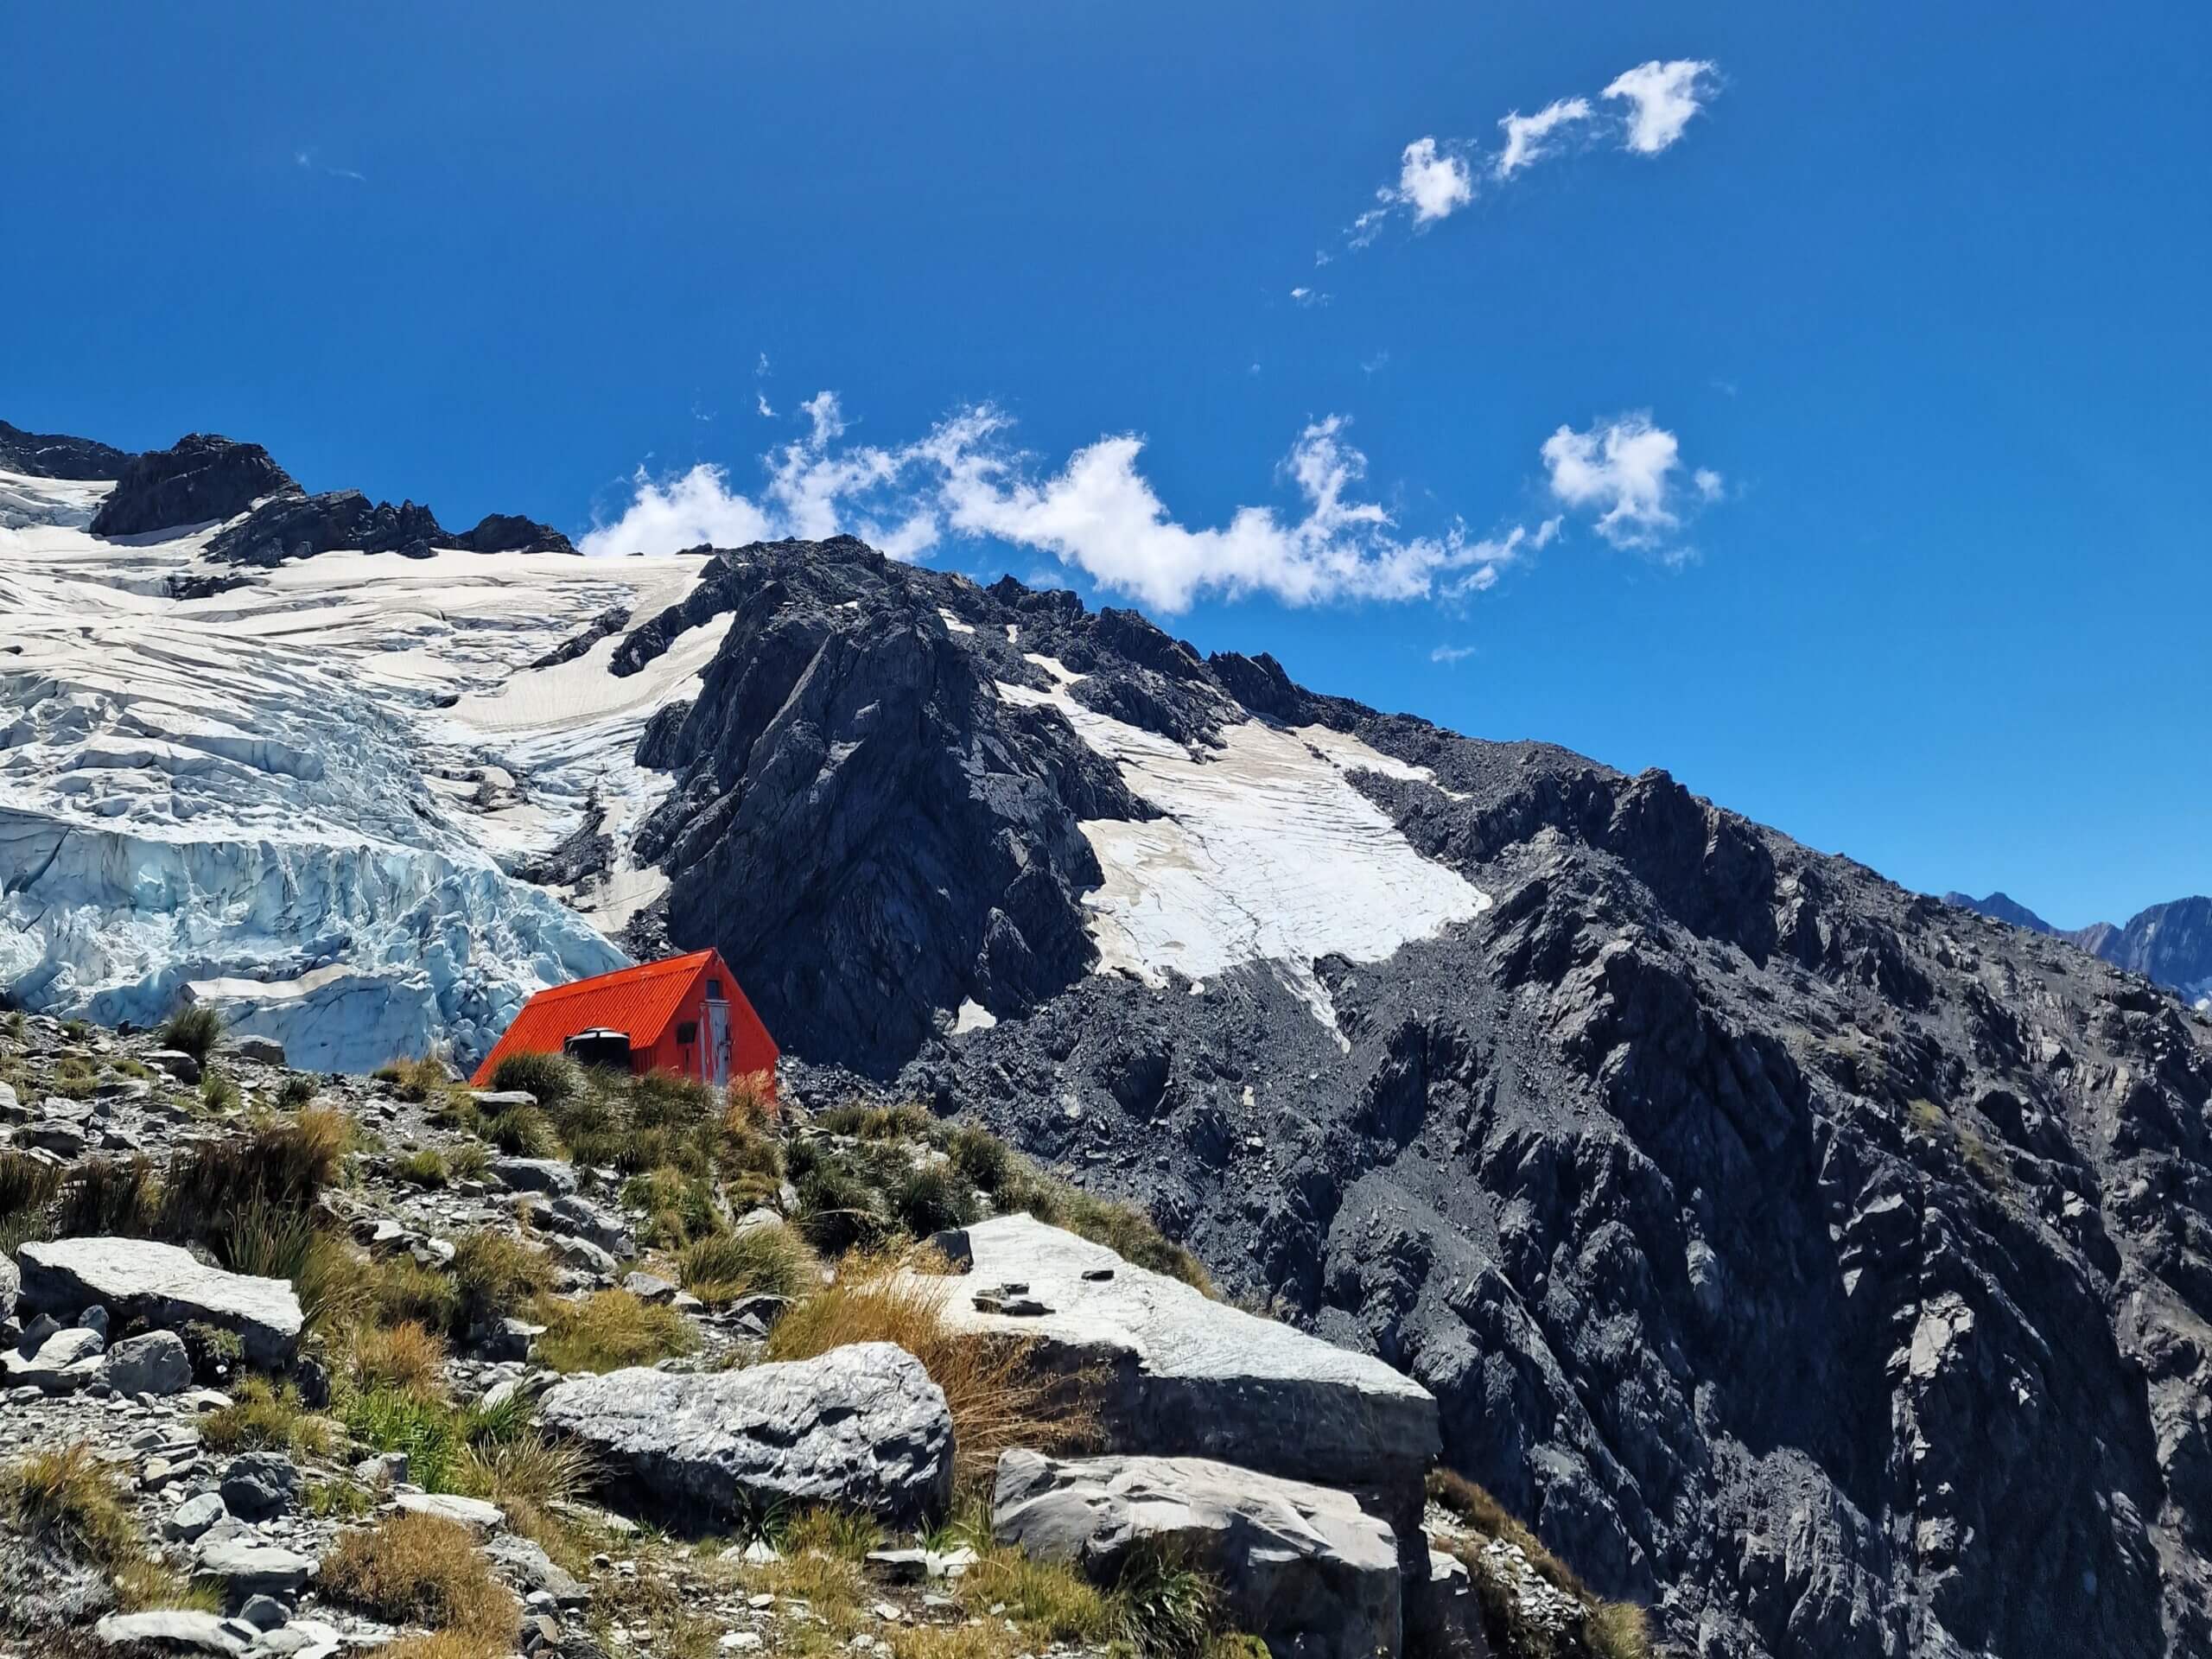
[998,658,1488,1030]
[0,464,715,1069]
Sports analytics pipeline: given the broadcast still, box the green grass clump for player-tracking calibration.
[50,1057,97,1101]
[0,1151,64,1253]
[676,1221,814,1304]
[397,1147,449,1188]
[56,1155,162,1238]
[488,1049,586,1110]
[202,1377,337,1458]
[159,1004,225,1062]
[199,1067,243,1113]
[321,1510,518,1640]
[482,1102,556,1157]
[450,1229,556,1338]
[277,1072,319,1109]
[534,1289,699,1374]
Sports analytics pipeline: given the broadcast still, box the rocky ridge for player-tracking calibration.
[1947,891,2212,1008]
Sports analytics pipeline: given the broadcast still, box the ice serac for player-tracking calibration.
[0,462,713,1068]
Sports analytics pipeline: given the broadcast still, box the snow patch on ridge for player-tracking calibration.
[997,658,1488,1028]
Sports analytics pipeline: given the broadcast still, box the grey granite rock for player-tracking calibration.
[17,1238,302,1367]
[99,1329,193,1395]
[994,1448,1403,1659]
[537,1340,952,1525]
[92,1610,251,1655]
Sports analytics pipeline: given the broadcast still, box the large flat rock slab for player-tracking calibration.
[931,1214,1438,1501]
[16,1238,302,1368]
[537,1340,952,1526]
[995,1448,1403,1659]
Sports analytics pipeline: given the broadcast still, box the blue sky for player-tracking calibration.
[5,3,2206,928]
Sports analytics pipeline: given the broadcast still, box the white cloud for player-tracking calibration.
[1541,414,1717,550]
[1339,60,1717,253]
[584,393,1693,612]
[1431,644,1478,664]
[1603,60,1717,155]
[1496,97,1592,177]
[756,393,775,417]
[1289,286,1330,307]
[1394,137,1476,223]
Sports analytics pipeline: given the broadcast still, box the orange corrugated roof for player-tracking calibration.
[470,950,716,1085]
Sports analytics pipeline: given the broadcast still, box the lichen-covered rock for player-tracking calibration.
[537,1340,952,1525]
[17,1238,302,1367]
[994,1448,1402,1659]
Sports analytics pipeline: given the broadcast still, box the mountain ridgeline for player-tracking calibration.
[618,538,2212,1658]
[1947,890,2212,1008]
[5,425,2212,1656]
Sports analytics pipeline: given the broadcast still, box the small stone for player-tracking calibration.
[238,1595,289,1631]
[219,1452,299,1520]
[163,1491,229,1541]
[396,1491,505,1533]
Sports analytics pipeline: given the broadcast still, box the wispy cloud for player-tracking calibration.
[1541,412,1719,555]
[1340,57,1718,247]
[1289,286,1330,307]
[1603,60,1719,155]
[584,394,1707,610]
[1431,643,1478,665]
[1496,97,1592,178]
[294,148,366,183]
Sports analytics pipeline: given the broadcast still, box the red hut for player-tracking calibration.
[470,949,777,1091]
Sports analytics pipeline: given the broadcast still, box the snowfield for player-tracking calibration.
[0,468,713,1069]
[998,660,1490,1034]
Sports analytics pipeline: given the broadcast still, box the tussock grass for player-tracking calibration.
[765,1255,1086,1491]
[397,1147,449,1188]
[348,1320,448,1396]
[158,1004,224,1062]
[488,1049,584,1110]
[1,1442,140,1568]
[201,1377,337,1459]
[199,1067,242,1113]
[956,1543,1116,1644]
[676,1221,814,1304]
[0,1151,64,1252]
[321,1510,518,1639]
[535,1289,698,1374]
[56,1154,161,1237]
[450,1229,555,1337]
[483,1102,556,1157]
[276,1072,319,1109]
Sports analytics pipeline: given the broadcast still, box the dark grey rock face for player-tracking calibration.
[0,418,131,480]
[205,489,575,565]
[89,433,296,537]
[644,538,2212,1657]
[1945,891,2212,1004]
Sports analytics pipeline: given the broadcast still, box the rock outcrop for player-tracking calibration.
[995,1448,1403,1659]
[89,433,296,537]
[16,1238,303,1368]
[536,1342,954,1525]
[0,417,131,480]
[931,1214,1438,1532]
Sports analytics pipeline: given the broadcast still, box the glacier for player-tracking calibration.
[0,467,715,1071]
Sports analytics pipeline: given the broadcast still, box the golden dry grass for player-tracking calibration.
[1427,1469,1649,1659]
[764,1254,1092,1491]
[347,1319,448,1395]
[321,1510,518,1639]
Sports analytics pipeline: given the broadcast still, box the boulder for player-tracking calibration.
[99,1329,194,1395]
[143,1051,203,1085]
[994,1449,1403,1659]
[163,1492,228,1541]
[924,1217,1437,1514]
[3,1325,105,1392]
[395,1491,503,1533]
[219,1452,298,1520]
[537,1340,952,1525]
[220,1036,287,1066]
[484,1533,589,1605]
[493,1157,578,1197]
[92,1610,251,1655]
[194,1535,314,1600]
[17,1238,302,1367]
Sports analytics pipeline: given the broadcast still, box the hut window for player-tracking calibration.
[676,1020,699,1045]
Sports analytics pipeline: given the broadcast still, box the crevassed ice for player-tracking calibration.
[0,468,714,1070]
[998,660,1487,1034]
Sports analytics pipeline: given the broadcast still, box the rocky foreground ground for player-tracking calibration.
[0,1012,1641,1659]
